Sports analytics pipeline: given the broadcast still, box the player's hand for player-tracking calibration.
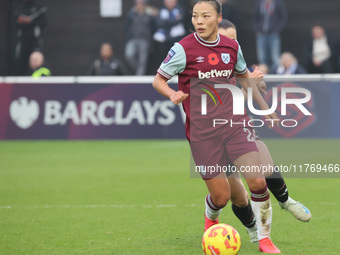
[250,66,264,80]
[257,80,267,95]
[170,90,189,105]
[250,66,264,84]
[264,112,280,129]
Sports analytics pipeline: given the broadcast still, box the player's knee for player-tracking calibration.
[213,194,230,208]
[230,192,249,208]
[248,178,267,192]
[239,192,250,207]
[232,198,248,208]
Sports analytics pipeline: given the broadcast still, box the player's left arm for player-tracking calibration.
[240,67,266,100]
[250,66,267,95]
[236,70,278,127]
[234,42,278,127]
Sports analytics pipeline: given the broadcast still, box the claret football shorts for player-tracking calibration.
[190,127,259,180]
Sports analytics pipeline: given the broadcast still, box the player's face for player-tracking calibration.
[192,2,222,42]
[218,27,237,40]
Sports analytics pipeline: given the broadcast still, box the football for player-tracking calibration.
[202,223,241,255]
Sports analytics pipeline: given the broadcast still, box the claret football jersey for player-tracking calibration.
[157,32,251,141]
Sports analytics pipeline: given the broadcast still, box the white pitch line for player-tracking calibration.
[318,202,338,206]
[0,202,336,210]
[0,204,200,210]
[0,205,12,209]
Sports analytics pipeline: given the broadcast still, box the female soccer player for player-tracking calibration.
[153,1,280,253]
[214,19,311,248]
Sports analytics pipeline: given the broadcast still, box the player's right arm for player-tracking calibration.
[152,74,188,105]
[152,43,188,105]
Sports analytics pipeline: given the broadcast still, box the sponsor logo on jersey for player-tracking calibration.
[196,56,204,63]
[163,49,176,64]
[198,69,233,79]
[221,53,230,64]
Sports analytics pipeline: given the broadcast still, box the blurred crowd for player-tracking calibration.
[8,0,340,77]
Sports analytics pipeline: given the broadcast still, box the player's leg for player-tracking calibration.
[190,138,230,232]
[228,172,258,243]
[234,151,280,254]
[257,140,312,222]
[234,152,271,240]
[204,173,230,231]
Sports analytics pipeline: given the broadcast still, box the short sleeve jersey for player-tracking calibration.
[157,33,250,141]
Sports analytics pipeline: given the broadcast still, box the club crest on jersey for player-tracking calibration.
[163,49,176,64]
[221,53,230,64]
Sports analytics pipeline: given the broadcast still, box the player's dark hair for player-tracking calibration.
[218,19,236,30]
[192,0,222,14]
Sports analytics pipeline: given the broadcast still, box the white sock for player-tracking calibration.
[205,194,222,220]
[251,199,272,240]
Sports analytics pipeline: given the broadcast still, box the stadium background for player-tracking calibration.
[1,0,340,76]
[1,1,340,254]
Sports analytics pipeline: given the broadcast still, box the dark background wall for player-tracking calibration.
[0,0,10,76]
[1,0,340,76]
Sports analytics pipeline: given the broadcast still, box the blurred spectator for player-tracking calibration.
[252,0,287,72]
[220,0,239,26]
[153,0,186,63]
[88,43,128,76]
[11,0,47,75]
[125,0,157,76]
[302,25,335,74]
[28,51,50,77]
[275,52,307,75]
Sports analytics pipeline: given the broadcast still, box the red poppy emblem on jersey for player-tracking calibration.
[208,53,219,65]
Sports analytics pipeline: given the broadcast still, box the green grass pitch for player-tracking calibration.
[0,139,339,254]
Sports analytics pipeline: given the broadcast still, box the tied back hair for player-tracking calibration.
[191,0,222,14]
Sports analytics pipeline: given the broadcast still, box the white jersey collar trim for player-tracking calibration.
[194,33,220,47]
